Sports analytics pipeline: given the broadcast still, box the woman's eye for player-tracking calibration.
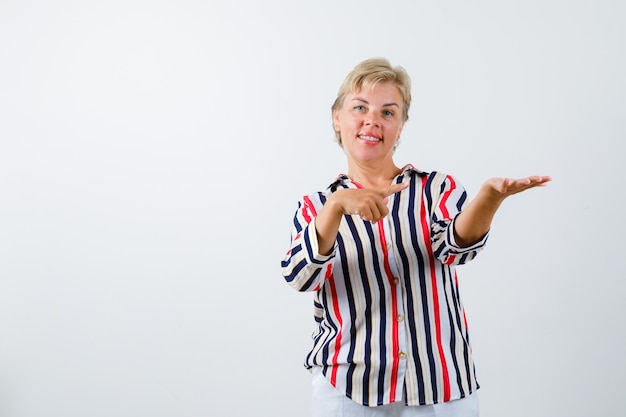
[354,105,365,111]
[384,110,394,117]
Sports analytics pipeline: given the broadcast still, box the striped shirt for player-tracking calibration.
[281,165,488,407]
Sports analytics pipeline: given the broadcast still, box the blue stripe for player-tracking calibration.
[450,263,473,395]
[337,222,358,398]
[457,190,467,211]
[318,282,336,367]
[282,258,306,283]
[395,174,427,404]
[348,217,379,405]
[441,262,465,397]
[420,173,442,397]
[292,201,303,234]
[299,268,322,292]
[304,227,327,265]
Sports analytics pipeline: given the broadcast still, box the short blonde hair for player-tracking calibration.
[332,58,412,146]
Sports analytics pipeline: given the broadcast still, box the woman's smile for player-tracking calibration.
[358,134,382,144]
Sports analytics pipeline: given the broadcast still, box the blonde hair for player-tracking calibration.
[332,58,412,146]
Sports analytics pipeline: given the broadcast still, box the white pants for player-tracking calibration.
[311,367,479,417]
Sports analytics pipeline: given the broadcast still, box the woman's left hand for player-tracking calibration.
[454,175,551,247]
[481,175,552,202]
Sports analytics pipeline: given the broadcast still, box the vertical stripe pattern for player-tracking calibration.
[281,165,488,407]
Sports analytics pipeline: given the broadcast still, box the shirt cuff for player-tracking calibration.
[303,218,336,265]
[447,215,489,253]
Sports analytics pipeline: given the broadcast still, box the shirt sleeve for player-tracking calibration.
[430,174,488,266]
[281,193,336,292]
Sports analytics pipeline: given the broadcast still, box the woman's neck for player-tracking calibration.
[347,161,402,189]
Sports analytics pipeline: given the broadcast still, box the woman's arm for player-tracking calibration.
[453,176,551,247]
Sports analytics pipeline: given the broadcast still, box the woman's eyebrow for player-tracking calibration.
[351,97,400,107]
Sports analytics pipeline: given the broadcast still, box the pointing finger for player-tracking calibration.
[383,182,410,197]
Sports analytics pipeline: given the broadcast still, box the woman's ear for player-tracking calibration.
[396,121,405,140]
[332,110,341,133]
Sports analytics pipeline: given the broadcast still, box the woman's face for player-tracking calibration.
[333,82,405,165]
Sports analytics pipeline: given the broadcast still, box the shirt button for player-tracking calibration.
[386,243,392,250]
[397,315,404,322]
[398,352,406,359]
[393,278,400,285]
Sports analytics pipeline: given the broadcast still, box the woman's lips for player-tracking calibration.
[358,134,382,143]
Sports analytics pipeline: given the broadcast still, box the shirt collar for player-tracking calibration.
[327,164,428,190]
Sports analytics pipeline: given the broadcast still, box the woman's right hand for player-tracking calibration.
[315,182,408,255]
[329,182,409,223]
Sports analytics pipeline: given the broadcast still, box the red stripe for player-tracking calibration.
[325,264,333,280]
[378,217,400,402]
[303,196,341,383]
[440,176,457,267]
[303,195,317,223]
[314,264,333,292]
[420,180,451,401]
[329,276,343,387]
[456,269,471,351]
[439,175,456,220]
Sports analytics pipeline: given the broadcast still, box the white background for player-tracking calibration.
[1,1,624,416]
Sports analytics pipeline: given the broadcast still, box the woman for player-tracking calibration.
[281,58,550,416]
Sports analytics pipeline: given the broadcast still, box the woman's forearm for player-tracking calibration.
[315,198,344,256]
[453,188,504,247]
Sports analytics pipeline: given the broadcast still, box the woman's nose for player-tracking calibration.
[364,113,381,126]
